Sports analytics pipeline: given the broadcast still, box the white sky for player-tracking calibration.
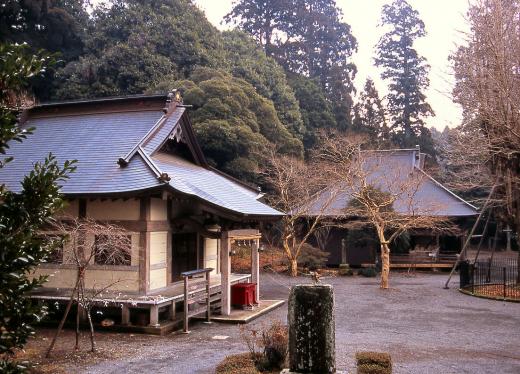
[193,0,472,130]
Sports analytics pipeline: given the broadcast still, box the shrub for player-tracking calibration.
[0,360,28,374]
[358,364,391,374]
[215,353,260,374]
[297,244,329,270]
[338,264,354,276]
[359,267,378,277]
[241,320,288,371]
[260,321,288,370]
[356,352,392,374]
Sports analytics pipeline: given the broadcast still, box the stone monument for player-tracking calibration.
[283,284,336,373]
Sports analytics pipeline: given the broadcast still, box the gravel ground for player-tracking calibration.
[29,272,520,374]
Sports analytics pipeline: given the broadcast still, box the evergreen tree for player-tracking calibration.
[150,67,303,182]
[220,31,305,140]
[0,43,76,372]
[287,74,336,149]
[353,78,389,143]
[225,0,357,130]
[375,0,434,148]
[223,0,290,57]
[0,0,87,100]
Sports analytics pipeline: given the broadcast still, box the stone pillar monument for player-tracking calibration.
[286,284,335,373]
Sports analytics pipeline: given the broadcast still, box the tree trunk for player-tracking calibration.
[46,270,82,357]
[380,244,390,289]
[86,308,96,352]
[290,258,298,277]
[283,234,299,277]
[75,301,80,350]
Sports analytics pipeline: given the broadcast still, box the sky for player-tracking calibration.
[193,0,472,130]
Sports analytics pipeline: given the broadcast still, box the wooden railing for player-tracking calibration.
[181,268,213,333]
[390,250,458,268]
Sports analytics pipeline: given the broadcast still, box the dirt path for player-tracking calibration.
[25,272,520,373]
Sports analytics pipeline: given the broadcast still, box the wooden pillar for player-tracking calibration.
[121,305,130,325]
[139,197,151,294]
[251,238,260,304]
[149,304,159,327]
[169,301,176,321]
[220,231,231,316]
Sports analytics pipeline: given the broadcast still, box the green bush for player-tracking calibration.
[0,360,29,374]
[338,264,354,276]
[356,352,392,374]
[359,267,378,277]
[215,353,260,374]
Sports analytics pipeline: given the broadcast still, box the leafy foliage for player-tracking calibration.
[353,78,390,145]
[0,43,53,167]
[375,0,434,151]
[152,67,303,181]
[0,0,85,60]
[0,0,87,101]
[287,74,337,149]
[0,43,76,370]
[43,0,311,180]
[52,0,220,99]
[221,31,305,140]
[225,0,358,130]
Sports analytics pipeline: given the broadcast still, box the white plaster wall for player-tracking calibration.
[149,268,167,290]
[33,267,140,292]
[149,232,167,266]
[150,198,168,221]
[204,238,219,275]
[86,199,140,221]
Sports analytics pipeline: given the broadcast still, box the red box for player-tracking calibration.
[231,283,257,306]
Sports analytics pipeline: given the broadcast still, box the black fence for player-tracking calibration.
[459,257,520,300]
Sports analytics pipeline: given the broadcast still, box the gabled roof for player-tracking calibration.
[307,148,478,218]
[0,94,282,218]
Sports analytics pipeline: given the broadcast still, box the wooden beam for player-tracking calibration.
[390,263,453,269]
[149,304,159,327]
[78,199,87,218]
[251,238,260,304]
[220,231,231,316]
[121,305,130,325]
[139,197,151,294]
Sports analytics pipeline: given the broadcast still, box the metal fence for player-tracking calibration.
[460,257,520,300]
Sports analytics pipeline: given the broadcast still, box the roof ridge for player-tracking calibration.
[118,114,168,166]
[137,147,170,183]
[35,94,168,108]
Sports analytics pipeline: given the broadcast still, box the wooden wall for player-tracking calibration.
[204,238,219,275]
[34,196,222,295]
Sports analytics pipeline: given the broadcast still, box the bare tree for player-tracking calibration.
[317,135,454,289]
[46,218,132,356]
[313,225,332,252]
[452,0,520,247]
[260,148,338,277]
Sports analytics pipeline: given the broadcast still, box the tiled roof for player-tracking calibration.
[307,149,478,217]
[1,110,165,194]
[0,96,282,217]
[153,153,280,216]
